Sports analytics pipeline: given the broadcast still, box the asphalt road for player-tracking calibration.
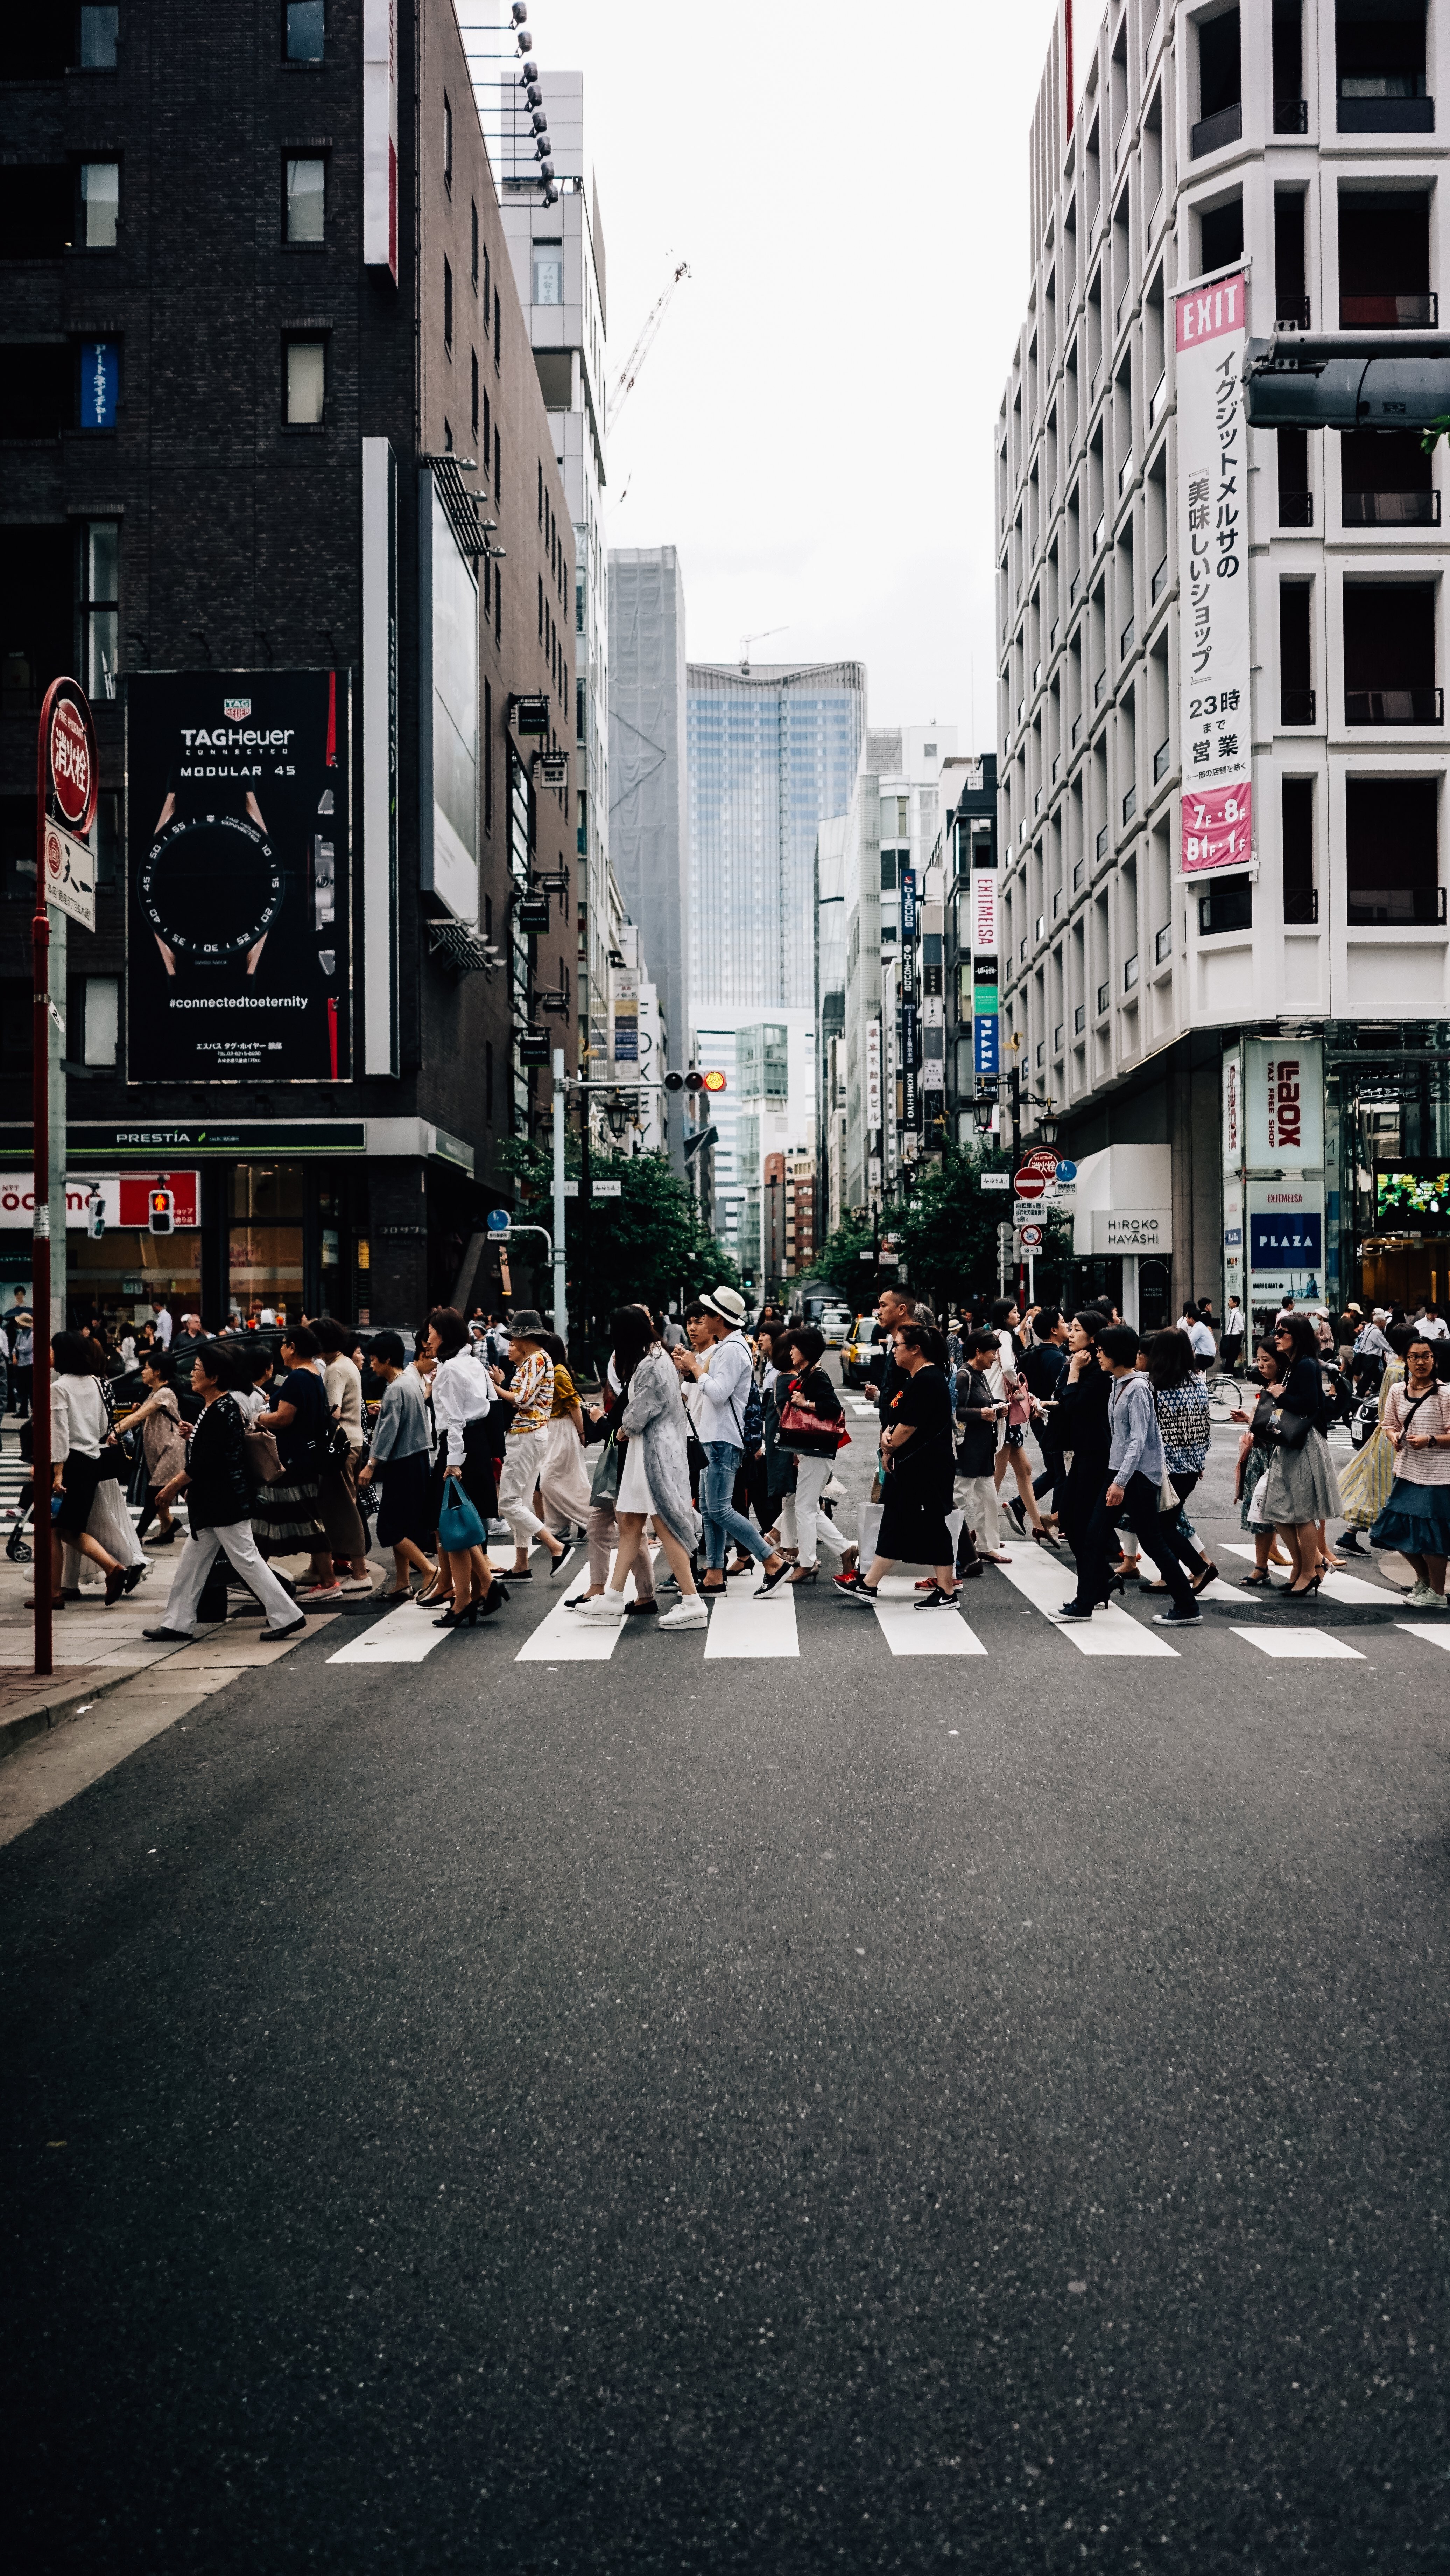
[2,1394,1447,2573]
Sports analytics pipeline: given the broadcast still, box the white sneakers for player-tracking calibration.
[575,1592,626,1619]
[1406,1580,1449,1611]
[657,1596,708,1630]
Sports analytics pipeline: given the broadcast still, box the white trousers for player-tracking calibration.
[536,1415,595,1531]
[956,1474,1000,1550]
[497,1430,551,1548]
[777,1455,848,1566]
[162,1520,299,1634]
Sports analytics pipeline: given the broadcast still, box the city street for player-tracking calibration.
[3,1394,1447,2573]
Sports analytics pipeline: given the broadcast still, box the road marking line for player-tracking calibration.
[512,1552,641,1662]
[703,1566,799,1658]
[326,1604,453,1664]
[871,1597,987,1656]
[1221,1541,1393,1606]
[1229,1626,1364,1660]
[1395,1621,1450,1652]
[994,1542,1178,1656]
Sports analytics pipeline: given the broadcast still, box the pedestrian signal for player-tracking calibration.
[86,1188,105,1240]
[148,1186,175,1236]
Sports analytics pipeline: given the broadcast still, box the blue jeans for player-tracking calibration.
[701,1441,771,1571]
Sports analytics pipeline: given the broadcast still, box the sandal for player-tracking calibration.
[1240,1568,1276,1587]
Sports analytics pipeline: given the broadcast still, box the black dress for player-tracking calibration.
[877,1365,956,1564]
[1056,1358,1113,1594]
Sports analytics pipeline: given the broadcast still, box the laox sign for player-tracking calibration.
[1266,1057,1302,1153]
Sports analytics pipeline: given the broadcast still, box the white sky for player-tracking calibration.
[502,0,1105,743]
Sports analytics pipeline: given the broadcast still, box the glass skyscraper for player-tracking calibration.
[687,662,866,1016]
[687,663,865,1273]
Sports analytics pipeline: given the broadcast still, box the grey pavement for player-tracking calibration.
[1,1392,1447,2572]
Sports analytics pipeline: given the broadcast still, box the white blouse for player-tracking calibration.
[51,1372,110,1462]
[432,1347,493,1467]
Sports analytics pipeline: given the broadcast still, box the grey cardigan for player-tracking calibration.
[620,1347,702,1551]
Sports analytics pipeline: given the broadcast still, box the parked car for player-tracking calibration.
[841,1315,885,1388]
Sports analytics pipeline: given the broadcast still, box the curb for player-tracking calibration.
[0,1655,183,1764]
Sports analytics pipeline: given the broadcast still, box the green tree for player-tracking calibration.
[813,1210,880,1301]
[499,1138,738,1350]
[894,1144,1071,1312]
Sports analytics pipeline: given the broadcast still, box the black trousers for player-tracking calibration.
[1031,1443,1067,1512]
[1067,1469,1196,1614]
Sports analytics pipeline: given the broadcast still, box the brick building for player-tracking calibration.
[0,0,577,1330]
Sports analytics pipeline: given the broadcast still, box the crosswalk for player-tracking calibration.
[322,1536,1441,1671]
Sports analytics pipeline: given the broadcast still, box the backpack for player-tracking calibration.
[725,1366,764,1451]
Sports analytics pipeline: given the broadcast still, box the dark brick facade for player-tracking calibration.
[0,0,576,1328]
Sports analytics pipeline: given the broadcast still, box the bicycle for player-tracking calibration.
[1207,1371,1243,1426]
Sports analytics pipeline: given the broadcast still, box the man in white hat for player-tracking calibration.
[672,1285,790,1597]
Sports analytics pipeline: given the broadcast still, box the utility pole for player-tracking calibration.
[551,1046,568,1346]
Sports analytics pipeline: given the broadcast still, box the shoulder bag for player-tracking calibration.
[242,1416,287,1485]
[589,1433,621,1508]
[776,1375,850,1456]
[1273,1408,1315,1452]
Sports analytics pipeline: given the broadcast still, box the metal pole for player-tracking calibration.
[1009,1058,1023,1307]
[551,1047,568,1347]
[48,909,66,1340]
[31,781,52,1677]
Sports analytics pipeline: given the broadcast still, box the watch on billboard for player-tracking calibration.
[125,670,351,1083]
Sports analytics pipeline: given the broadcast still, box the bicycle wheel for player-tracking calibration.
[1208,1375,1240,1424]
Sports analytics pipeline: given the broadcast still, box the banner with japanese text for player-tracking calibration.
[1175,270,1252,876]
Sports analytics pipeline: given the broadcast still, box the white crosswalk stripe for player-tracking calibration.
[993,1541,1180,1655]
[703,1564,798,1657]
[870,1575,986,1656]
[1220,1541,1396,1607]
[326,1603,453,1664]
[1396,1621,1450,1652]
[515,1556,641,1661]
[1230,1626,1364,1660]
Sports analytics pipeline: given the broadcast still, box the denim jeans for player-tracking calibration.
[701,1441,770,1570]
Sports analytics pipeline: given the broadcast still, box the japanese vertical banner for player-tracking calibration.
[1175,271,1251,875]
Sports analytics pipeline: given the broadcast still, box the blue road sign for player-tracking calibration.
[486,1208,511,1235]
[1056,1157,1077,1183]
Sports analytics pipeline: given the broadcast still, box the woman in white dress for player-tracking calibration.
[577,1308,706,1631]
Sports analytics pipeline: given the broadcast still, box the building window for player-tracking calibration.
[471,348,479,443]
[284,155,325,243]
[79,161,119,249]
[538,573,545,641]
[1346,774,1441,924]
[494,286,501,364]
[485,1038,494,1123]
[283,337,325,424]
[577,785,588,859]
[442,418,452,454]
[79,7,119,69]
[494,423,501,495]
[494,564,501,644]
[284,0,324,63]
[443,255,453,353]
[484,676,492,833]
[533,240,563,305]
[81,519,119,700]
[443,93,453,193]
[471,198,479,287]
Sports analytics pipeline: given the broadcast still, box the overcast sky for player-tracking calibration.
[504,0,1105,743]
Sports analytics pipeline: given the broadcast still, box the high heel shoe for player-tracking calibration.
[432,1601,478,1628]
[474,1587,505,1618]
[786,1564,818,1585]
[1286,1573,1322,1599]
[1189,1562,1220,1595]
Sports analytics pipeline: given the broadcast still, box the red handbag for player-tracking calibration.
[776,1377,851,1454]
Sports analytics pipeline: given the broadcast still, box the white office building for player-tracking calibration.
[997,0,1450,1326]
[494,70,614,1093]
[838,727,959,1216]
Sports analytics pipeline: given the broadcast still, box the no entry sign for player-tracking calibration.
[1013,1147,1060,1200]
[48,692,97,835]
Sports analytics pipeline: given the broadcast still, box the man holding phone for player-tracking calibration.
[953,1326,1012,1569]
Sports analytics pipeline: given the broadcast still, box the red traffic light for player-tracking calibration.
[702,1069,727,1093]
[148,1187,175,1237]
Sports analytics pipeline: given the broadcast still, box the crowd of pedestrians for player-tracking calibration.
[9,1264,1450,1643]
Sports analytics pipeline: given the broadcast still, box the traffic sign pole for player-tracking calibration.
[551,1046,568,1347]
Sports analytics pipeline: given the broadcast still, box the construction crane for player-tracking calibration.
[739,626,787,674]
[612,258,690,421]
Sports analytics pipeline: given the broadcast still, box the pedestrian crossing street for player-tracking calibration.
[324,1539,1449,1670]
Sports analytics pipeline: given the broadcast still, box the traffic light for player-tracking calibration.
[86,1187,105,1240]
[147,1185,175,1237]
[1244,334,1450,432]
[665,1069,727,1093]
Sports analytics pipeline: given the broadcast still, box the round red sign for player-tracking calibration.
[49,693,96,833]
[1013,1166,1047,1198]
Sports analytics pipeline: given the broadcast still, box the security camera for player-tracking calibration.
[511,3,528,23]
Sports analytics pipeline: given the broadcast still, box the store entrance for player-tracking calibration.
[1361,1238,1450,1310]
[228,1163,305,1326]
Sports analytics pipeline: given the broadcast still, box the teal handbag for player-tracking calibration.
[437,1479,486,1551]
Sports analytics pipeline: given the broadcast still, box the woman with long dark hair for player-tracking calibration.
[426,1305,505,1628]
[575,1306,705,1629]
[566,1304,659,1616]
[1264,1310,1342,1598]
[1142,1327,1217,1597]
[1230,1337,1295,1583]
[835,1322,959,1609]
[1054,1309,1114,1606]
[1370,1332,1450,1611]
[41,1331,133,1608]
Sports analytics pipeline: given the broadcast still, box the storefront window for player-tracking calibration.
[229,1162,305,1321]
[70,1231,202,1322]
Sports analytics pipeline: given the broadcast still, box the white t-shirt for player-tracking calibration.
[1187,1319,1216,1362]
[152,1309,173,1348]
